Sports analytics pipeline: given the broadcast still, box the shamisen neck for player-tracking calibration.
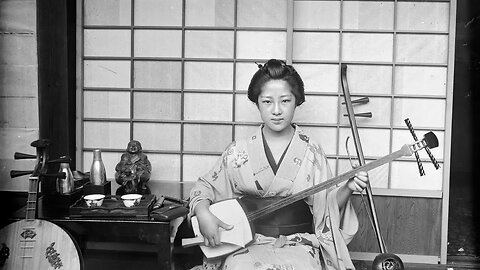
[247,145,412,221]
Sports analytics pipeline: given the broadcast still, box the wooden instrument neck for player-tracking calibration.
[26,176,40,221]
[247,147,409,221]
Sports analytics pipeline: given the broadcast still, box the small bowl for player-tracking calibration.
[84,194,105,207]
[121,194,142,207]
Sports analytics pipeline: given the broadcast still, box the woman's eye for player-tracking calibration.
[262,100,271,104]
[282,99,291,103]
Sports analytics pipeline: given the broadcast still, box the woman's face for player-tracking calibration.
[257,80,297,135]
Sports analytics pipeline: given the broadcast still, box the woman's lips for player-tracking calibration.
[271,118,283,124]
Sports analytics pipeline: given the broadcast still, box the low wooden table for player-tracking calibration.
[11,181,195,270]
[52,218,172,269]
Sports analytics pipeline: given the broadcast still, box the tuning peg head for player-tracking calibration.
[48,155,71,164]
[342,97,370,105]
[10,170,34,178]
[356,112,372,118]
[13,152,36,160]
[352,97,369,104]
[423,132,438,149]
[343,112,372,118]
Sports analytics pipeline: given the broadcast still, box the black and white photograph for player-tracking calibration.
[0,0,478,269]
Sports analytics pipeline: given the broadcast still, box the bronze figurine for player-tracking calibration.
[115,140,151,194]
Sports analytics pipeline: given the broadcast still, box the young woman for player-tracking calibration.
[188,59,368,270]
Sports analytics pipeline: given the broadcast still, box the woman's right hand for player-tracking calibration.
[195,202,234,247]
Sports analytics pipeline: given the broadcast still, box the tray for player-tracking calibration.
[69,194,156,220]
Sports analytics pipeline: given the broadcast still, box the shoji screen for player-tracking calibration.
[78,0,455,262]
[292,0,451,195]
[78,0,453,195]
[79,0,291,192]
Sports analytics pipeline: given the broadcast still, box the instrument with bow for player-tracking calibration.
[0,139,82,270]
[340,64,440,270]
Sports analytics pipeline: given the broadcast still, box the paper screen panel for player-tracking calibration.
[393,98,446,129]
[133,61,182,89]
[84,29,131,57]
[134,30,182,57]
[147,154,181,181]
[342,33,393,62]
[133,92,181,120]
[84,60,131,88]
[185,0,234,27]
[237,0,287,28]
[396,34,448,64]
[394,66,447,96]
[293,32,340,61]
[84,91,131,119]
[184,124,233,152]
[236,31,286,60]
[133,122,181,151]
[184,61,234,90]
[184,93,232,121]
[342,1,394,30]
[185,30,234,59]
[134,0,182,26]
[84,0,131,26]
[396,2,449,32]
[84,121,130,149]
[293,1,340,29]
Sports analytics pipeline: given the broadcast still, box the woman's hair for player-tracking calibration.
[247,59,305,106]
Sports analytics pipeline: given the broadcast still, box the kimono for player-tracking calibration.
[189,125,359,270]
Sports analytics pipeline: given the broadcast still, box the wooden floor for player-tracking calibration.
[84,253,480,270]
[353,258,480,270]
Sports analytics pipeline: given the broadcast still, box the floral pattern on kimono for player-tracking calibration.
[188,125,359,270]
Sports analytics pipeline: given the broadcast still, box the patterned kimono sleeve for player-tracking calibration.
[310,142,359,270]
[188,142,236,215]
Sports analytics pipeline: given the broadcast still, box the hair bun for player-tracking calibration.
[264,59,288,78]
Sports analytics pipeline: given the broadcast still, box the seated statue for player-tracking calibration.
[115,140,152,194]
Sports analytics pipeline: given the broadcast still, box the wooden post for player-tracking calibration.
[37,0,76,194]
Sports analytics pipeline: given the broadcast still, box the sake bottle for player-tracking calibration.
[90,149,106,185]
[57,162,74,194]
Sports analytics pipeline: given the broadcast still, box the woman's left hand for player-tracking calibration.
[347,171,368,192]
